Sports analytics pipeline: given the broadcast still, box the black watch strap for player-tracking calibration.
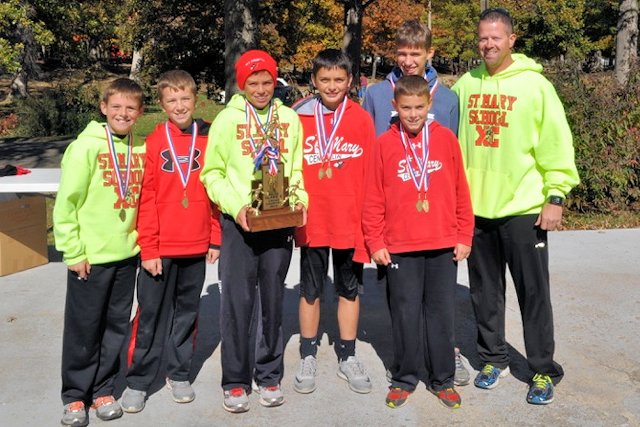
[547,195,564,206]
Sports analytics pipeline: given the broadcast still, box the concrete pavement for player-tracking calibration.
[0,229,639,426]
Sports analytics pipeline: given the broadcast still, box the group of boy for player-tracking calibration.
[53,6,578,426]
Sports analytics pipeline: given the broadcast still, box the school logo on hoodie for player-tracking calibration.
[465,93,518,148]
[303,136,364,166]
[396,159,443,182]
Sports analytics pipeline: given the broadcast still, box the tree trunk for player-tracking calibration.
[342,1,364,84]
[371,55,378,80]
[10,2,41,99]
[129,48,144,81]
[224,0,258,102]
[616,0,639,86]
[10,71,28,99]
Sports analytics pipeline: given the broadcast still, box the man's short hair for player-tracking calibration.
[393,75,430,100]
[102,78,144,105]
[479,8,514,33]
[396,20,432,50]
[312,49,352,76]
[156,69,197,99]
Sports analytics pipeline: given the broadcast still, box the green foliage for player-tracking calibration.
[550,67,640,212]
[15,82,102,137]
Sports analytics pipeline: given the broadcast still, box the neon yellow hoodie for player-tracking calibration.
[200,94,308,219]
[452,53,579,218]
[53,121,145,265]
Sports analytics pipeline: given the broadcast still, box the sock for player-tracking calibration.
[336,339,356,362]
[300,336,318,358]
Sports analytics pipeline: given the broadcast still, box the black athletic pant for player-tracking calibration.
[127,256,205,390]
[61,256,137,405]
[387,249,456,392]
[468,215,564,383]
[219,215,293,391]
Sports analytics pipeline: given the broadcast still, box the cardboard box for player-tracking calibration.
[0,195,48,276]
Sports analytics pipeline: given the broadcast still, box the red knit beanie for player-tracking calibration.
[235,50,278,90]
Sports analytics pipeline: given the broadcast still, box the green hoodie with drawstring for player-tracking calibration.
[452,53,579,219]
[200,94,308,220]
[53,120,146,265]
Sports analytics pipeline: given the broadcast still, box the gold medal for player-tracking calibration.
[318,167,325,180]
[119,208,126,222]
[326,167,333,179]
[422,199,429,213]
[182,196,189,209]
[416,199,423,212]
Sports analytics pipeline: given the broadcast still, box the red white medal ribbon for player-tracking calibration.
[245,101,280,175]
[165,120,197,191]
[399,122,430,196]
[389,73,439,98]
[105,125,132,202]
[313,96,347,166]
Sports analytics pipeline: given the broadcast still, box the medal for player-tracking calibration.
[105,125,133,219]
[399,123,431,214]
[246,101,280,175]
[314,96,346,180]
[119,208,126,222]
[165,121,197,209]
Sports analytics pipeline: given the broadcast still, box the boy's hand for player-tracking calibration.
[295,203,307,226]
[453,243,471,261]
[372,248,391,266]
[535,203,563,231]
[207,248,220,264]
[69,260,91,280]
[142,258,163,277]
[236,207,251,232]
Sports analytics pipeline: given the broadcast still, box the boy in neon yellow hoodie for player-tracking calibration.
[54,78,145,426]
[200,50,307,413]
[452,8,579,405]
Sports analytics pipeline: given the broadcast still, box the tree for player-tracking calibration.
[431,1,478,73]
[339,0,376,82]
[224,0,258,99]
[0,0,53,98]
[616,0,639,85]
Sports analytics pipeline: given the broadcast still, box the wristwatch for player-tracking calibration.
[547,195,564,206]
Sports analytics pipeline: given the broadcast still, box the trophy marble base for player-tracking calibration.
[247,206,303,232]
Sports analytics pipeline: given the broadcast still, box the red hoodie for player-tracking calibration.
[137,119,221,260]
[362,121,473,255]
[293,96,375,263]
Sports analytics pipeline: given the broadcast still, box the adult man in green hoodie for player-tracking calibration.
[452,8,579,405]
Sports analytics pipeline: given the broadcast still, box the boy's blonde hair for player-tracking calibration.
[393,75,431,101]
[156,70,197,99]
[396,20,432,50]
[101,78,144,105]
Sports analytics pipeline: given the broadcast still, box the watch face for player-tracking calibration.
[548,196,564,206]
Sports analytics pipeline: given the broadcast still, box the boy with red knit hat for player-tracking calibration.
[120,70,221,413]
[363,75,473,410]
[200,49,308,413]
[292,49,375,395]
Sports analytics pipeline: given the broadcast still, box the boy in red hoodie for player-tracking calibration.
[121,70,220,413]
[292,49,375,394]
[362,75,473,409]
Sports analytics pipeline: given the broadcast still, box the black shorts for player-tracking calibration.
[299,247,363,301]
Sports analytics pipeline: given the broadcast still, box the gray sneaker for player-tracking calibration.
[61,401,88,427]
[121,387,147,413]
[337,356,372,394]
[223,387,250,413]
[257,384,285,407]
[93,395,123,421]
[454,350,471,386]
[293,355,317,394]
[166,378,195,403]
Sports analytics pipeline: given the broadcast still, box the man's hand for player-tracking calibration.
[372,248,391,266]
[535,203,563,231]
[453,243,471,261]
[207,248,220,264]
[142,258,163,277]
[295,203,307,226]
[69,260,91,280]
[236,206,251,232]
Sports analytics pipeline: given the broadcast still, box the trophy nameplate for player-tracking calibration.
[247,163,303,232]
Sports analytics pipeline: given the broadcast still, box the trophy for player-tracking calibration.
[247,163,303,232]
